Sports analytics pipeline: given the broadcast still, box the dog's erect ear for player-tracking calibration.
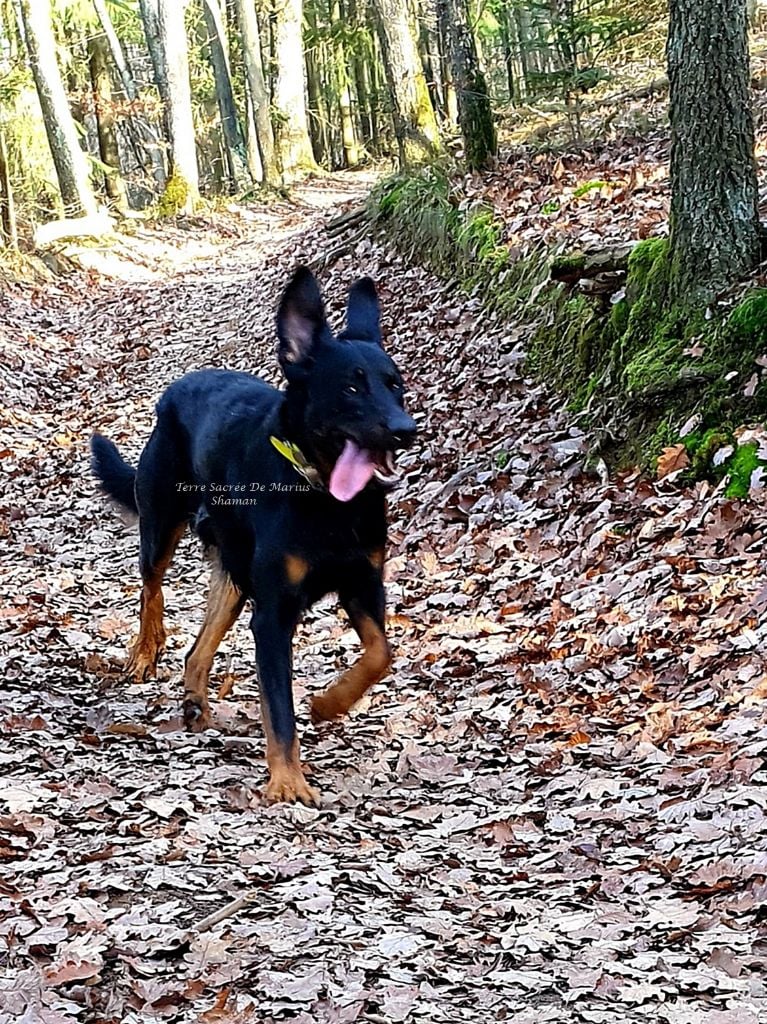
[277,267,327,367]
[345,277,382,345]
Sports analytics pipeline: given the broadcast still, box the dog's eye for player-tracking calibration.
[386,376,402,392]
[345,384,359,395]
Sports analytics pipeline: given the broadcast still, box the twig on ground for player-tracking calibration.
[192,891,259,934]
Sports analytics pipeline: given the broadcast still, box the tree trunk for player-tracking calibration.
[514,6,534,95]
[667,0,760,301]
[372,0,440,164]
[348,0,373,147]
[305,0,330,166]
[203,0,250,191]
[18,0,98,217]
[138,0,169,104]
[92,0,167,187]
[442,0,495,169]
[499,3,519,103]
[88,32,128,211]
[272,0,316,178]
[332,0,358,167]
[156,0,199,210]
[0,127,18,248]
[234,0,280,185]
[436,3,458,126]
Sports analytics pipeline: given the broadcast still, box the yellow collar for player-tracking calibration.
[269,436,323,488]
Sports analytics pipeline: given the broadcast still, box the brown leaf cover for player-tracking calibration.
[1,177,766,1022]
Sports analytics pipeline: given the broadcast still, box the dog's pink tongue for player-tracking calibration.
[329,440,375,501]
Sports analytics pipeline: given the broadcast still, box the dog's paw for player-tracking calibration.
[264,768,321,807]
[124,646,157,684]
[183,696,212,732]
[309,690,348,724]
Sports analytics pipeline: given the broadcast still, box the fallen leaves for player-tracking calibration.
[0,175,766,1024]
[657,443,690,479]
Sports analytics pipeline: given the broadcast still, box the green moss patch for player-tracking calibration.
[372,169,767,479]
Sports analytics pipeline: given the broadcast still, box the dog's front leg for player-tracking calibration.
[251,603,320,807]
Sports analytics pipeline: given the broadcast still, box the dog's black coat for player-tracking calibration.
[91,268,416,804]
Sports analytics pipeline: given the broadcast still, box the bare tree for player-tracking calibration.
[272,0,316,178]
[234,0,280,185]
[18,0,98,217]
[372,0,441,165]
[154,0,199,210]
[88,32,128,211]
[202,0,250,191]
[91,0,166,187]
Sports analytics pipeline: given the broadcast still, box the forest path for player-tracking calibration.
[1,176,766,1024]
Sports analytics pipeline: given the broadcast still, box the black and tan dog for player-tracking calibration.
[91,267,416,805]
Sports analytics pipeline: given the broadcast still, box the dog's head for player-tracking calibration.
[277,267,416,502]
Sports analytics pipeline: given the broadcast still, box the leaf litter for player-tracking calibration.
[1,173,766,1022]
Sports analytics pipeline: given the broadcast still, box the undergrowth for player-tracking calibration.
[372,168,767,485]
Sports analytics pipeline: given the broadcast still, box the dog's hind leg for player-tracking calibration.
[182,559,245,731]
[310,573,391,723]
[125,517,186,682]
[125,429,189,682]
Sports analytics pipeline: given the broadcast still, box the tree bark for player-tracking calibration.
[372,0,440,164]
[234,0,280,185]
[349,0,373,146]
[332,0,358,168]
[202,0,250,191]
[499,3,519,103]
[667,0,760,301]
[272,0,316,178]
[18,0,98,217]
[156,0,199,209]
[92,0,167,186]
[0,127,18,248]
[435,3,458,126]
[88,32,128,211]
[441,0,496,169]
[304,0,330,166]
[138,0,169,104]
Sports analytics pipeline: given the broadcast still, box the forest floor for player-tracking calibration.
[2,170,767,1024]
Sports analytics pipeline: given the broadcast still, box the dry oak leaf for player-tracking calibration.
[657,443,690,479]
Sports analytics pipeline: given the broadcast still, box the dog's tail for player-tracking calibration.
[90,434,138,513]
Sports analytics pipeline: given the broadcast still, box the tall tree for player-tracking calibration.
[88,32,128,211]
[667,0,760,301]
[441,0,496,169]
[155,0,199,209]
[0,128,17,248]
[18,0,98,217]
[234,0,280,184]
[92,0,166,186]
[138,0,169,105]
[304,1,330,166]
[372,0,441,164]
[202,0,250,191]
[331,0,358,167]
[272,0,316,177]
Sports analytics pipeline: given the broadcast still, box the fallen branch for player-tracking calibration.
[592,75,669,109]
[312,228,367,268]
[34,212,114,249]
[325,205,367,237]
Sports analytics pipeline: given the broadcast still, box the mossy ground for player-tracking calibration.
[373,169,767,485]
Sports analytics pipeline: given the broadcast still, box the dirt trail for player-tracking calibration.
[1,176,766,1024]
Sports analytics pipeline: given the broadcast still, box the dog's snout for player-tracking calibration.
[388,413,417,448]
